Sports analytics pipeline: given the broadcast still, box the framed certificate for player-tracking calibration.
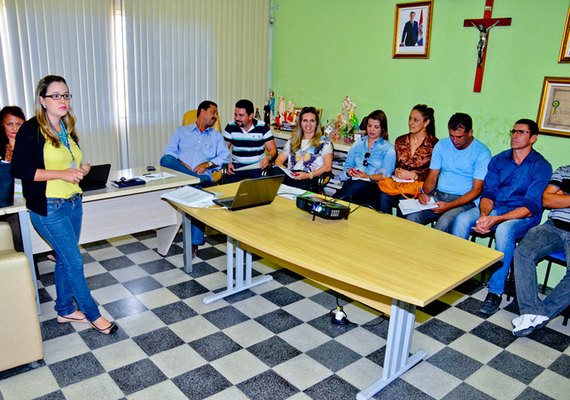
[537,76,570,137]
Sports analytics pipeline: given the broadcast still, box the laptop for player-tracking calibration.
[213,175,284,210]
[79,164,111,191]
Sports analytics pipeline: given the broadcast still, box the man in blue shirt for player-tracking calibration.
[406,113,491,232]
[451,119,552,315]
[160,100,230,184]
[160,100,230,257]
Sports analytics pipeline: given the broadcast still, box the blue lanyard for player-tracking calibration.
[58,121,77,168]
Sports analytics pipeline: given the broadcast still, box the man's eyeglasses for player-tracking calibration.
[363,152,371,167]
[509,129,530,136]
[44,93,72,100]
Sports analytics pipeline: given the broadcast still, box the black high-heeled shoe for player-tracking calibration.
[90,321,118,335]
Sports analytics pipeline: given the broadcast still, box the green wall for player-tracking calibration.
[271,0,569,168]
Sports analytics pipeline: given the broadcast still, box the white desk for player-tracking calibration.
[169,183,503,399]
[5,167,199,312]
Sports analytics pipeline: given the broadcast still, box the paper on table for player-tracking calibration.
[137,172,177,182]
[161,185,216,208]
[277,184,308,200]
[398,197,438,215]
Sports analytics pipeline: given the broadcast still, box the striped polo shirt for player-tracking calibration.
[223,119,273,165]
[549,165,570,230]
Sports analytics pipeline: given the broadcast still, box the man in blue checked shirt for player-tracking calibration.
[451,119,552,315]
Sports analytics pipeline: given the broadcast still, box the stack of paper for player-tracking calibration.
[161,186,215,208]
[398,197,438,215]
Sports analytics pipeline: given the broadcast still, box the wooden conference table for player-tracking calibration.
[4,167,199,312]
[169,183,503,399]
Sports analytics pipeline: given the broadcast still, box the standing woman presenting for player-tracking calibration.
[12,75,117,335]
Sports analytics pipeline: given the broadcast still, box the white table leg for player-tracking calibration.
[183,214,194,273]
[357,299,427,399]
[18,211,41,314]
[203,237,272,304]
[156,212,182,256]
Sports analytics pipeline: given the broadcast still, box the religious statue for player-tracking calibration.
[267,89,275,117]
[472,20,499,65]
[278,96,285,120]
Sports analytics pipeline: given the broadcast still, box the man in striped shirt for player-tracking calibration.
[223,99,277,182]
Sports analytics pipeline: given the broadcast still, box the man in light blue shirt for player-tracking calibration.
[160,100,230,183]
[160,100,230,257]
[406,113,491,232]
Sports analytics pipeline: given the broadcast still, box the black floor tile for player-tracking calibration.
[0,361,46,381]
[427,347,482,380]
[441,383,494,400]
[261,287,304,307]
[548,354,570,379]
[204,233,227,246]
[139,259,177,275]
[470,321,518,348]
[48,352,105,387]
[102,296,148,319]
[38,287,52,303]
[488,351,544,385]
[133,327,185,356]
[237,370,299,400]
[366,346,387,367]
[247,336,301,367]
[417,299,452,317]
[116,241,149,255]
[108,358,168,395]
[123,276,162,295]
[203,306,249,330]
[373,378,435,400]
[304,375,359,400]
[153,301,197,325]
[525,326,570,352]
[514,387,555,400]
[159,243,183,257]
[132,230,157,240]
[78,324,128,351]
[40,319,76,342]
[269,268,304,285]
[85,272,120,291]
[99,256,134,271]
[222,288,256,304]
[167,280,209,299]
[82,252,96,264]
[39,272,55,287]
[172,364,232,400]
[33,390,66,400]
[196,246,225,260]
[189,331,242,362]
[307,314,357,338]
[416,319,465,345]
[454,297,493,319]
[185,260,217,278]
[310,290,353,310]
[81,240,112,251]
[307,340,361,372]
[255,309,303,334]
[361,317,390,339]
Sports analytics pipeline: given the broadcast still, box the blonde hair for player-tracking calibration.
[34,75,78,147]
[290,106,322,154]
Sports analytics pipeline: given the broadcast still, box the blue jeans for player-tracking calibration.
[0,162,14,207]
[451,206,539,295]
[404,191,475,233]
[514,221,570,317]
[334,179,380,210]
[160,154,210,245]
[159,154,211,183]
[30,194,101,322]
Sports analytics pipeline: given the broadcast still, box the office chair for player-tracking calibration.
[181,109,226,183]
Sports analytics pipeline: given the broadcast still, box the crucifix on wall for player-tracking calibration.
[464,0,512,92]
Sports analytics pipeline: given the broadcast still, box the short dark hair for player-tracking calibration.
[365,109,389,140]
[515,118,539,136]
[412,104,436,136]
[448,112,473,133]
[197,100,217,116]
[235,99,254,115]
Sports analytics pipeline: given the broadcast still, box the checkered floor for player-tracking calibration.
[0,229,569,400]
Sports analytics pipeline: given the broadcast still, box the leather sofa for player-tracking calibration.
[0,221,43,371]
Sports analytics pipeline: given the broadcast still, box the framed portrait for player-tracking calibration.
[559,6,570,63]
[537,77,570,137]
[393,1,433,59]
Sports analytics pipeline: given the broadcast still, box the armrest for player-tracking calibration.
[0,222,14,253]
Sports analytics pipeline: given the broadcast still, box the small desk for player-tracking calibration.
[5,167,199,312]
[169,183,503,399]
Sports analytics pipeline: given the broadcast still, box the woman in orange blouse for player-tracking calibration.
[379,104,438,214]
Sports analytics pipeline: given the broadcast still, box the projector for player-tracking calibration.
[296,195,350,220]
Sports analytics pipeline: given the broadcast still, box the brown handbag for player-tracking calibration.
[377,177,424,199]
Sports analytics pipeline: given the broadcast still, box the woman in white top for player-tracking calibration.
[274,106,333,191]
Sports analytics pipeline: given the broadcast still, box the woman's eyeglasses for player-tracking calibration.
[363,152,371,167]
[44,93,73,100]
